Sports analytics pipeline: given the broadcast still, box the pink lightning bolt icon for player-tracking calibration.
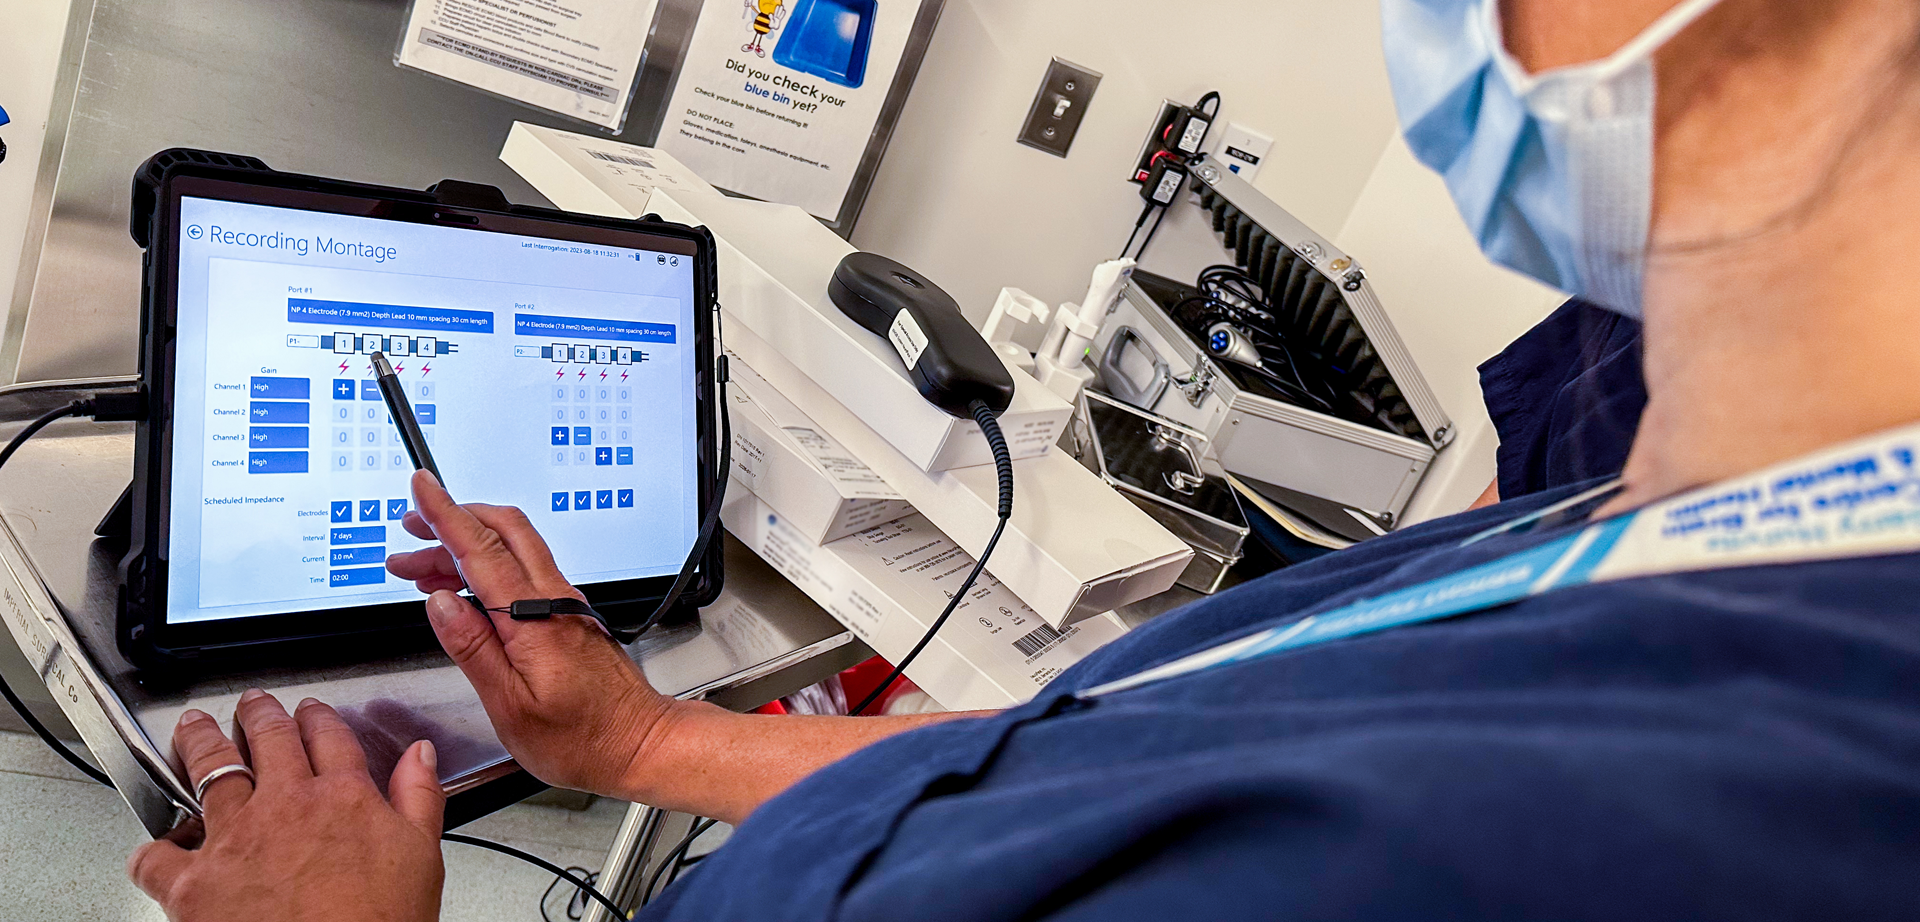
[599,370,608,382]
[577,369,587,381]
[421,364,432,376]
[620,371,629,382]
[339,361,350,374]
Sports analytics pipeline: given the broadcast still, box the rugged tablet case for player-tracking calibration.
[120,149,724,670]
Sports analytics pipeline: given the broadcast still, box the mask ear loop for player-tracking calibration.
[1483,0,1727,96]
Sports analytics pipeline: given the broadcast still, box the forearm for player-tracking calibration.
[620,701,983,825]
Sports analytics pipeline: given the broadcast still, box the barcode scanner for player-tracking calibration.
[825,251,1018,716]
[828,252,1015,418]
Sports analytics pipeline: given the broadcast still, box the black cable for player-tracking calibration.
[0,401,113,786]
[445,833,628,920]
[1118,201,1156,260]
[643,818,719,905]
[850,401,1014,717]
[1129,204,1172,262]
[601,354,732,643]
[1197,90,1222,119]
[540,865,600,922]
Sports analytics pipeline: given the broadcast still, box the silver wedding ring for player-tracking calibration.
[193,763,255,804]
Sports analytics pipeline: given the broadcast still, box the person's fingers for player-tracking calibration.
[465,505,576,594]
[126,839,193,903]
[425,591,518,698]
[410,472,536,602]
[386,544,459,581]
[172,708,254,826]
[292,698,370,779]
[387,740,446,837]
[412,575,468,595]
[232,690,315,785]
[401,509,435,540]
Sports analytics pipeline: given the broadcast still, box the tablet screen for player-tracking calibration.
[166,196,701,625]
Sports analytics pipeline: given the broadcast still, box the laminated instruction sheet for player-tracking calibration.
[656,0,916,219]
[396,0,659,130]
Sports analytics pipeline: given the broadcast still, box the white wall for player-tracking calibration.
[852,0,1401,318]
[0,0,73,328]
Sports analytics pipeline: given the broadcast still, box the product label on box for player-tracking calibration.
[783,426,896,497]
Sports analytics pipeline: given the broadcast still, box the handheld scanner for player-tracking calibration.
[827,252,1015,417]
[371,351,443,483]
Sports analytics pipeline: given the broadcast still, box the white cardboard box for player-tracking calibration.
[647,189,1074,472]
[727,326,1192,628]
[500,122,722,219]
[723,488,1131,711]
[728,358,915,544]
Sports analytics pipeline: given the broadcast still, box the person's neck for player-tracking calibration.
[1605,125,1920,513]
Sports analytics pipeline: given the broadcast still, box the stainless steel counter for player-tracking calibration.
[0,382,868,836]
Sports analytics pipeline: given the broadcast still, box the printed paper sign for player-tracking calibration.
[397,0,658,130]
[657,0,914,219]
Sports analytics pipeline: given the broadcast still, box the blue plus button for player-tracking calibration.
[552,492,570,512]
[596,490,614,510]
[595,447,612,466]
[551,427,570,446]
[333,379,356,400]
[574,490,592,511]
[359,500,381,522]
[331,501,353,523]
[617,489,634,508]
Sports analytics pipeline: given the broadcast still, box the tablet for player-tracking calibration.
[118,150,723,669]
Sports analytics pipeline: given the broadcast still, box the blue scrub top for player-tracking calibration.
[645,480,1920,920]
[1479,299,1647,499]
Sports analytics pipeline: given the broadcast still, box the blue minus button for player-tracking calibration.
[330,546,386,566]
[248,451,308,474]
[330,526,387,545]
[329,567,386,588]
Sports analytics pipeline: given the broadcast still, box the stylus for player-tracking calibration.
[371,351,443,483]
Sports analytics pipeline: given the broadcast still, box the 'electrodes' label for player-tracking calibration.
[888,310,928,370]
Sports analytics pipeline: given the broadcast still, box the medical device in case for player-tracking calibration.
[1067,391,1248,594]
[118,149,725,669]
[1092,158,1453,527]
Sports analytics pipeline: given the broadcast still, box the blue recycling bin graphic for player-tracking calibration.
[774,0,875,90]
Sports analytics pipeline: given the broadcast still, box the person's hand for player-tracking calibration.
[385,470,676,797]
[128,691,444,922]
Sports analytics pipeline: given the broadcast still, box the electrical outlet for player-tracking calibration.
[1018,58,1101,158]
[1214,122,1273,183]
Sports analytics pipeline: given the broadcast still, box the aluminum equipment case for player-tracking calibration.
[1091,157,1454,528]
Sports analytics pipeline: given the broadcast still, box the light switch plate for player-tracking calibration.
[1019,58,1101,158]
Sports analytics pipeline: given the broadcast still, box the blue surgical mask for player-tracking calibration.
[1381,0,1722,317]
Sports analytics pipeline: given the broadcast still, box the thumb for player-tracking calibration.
[425,591,517,695]
[388,739,446,836]
[127,838,193,903]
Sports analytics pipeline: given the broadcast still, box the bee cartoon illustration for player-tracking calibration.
[743,0,787,57]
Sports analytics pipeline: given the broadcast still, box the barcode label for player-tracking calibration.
[586,149,654,168]
[1013,623,1067,658]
